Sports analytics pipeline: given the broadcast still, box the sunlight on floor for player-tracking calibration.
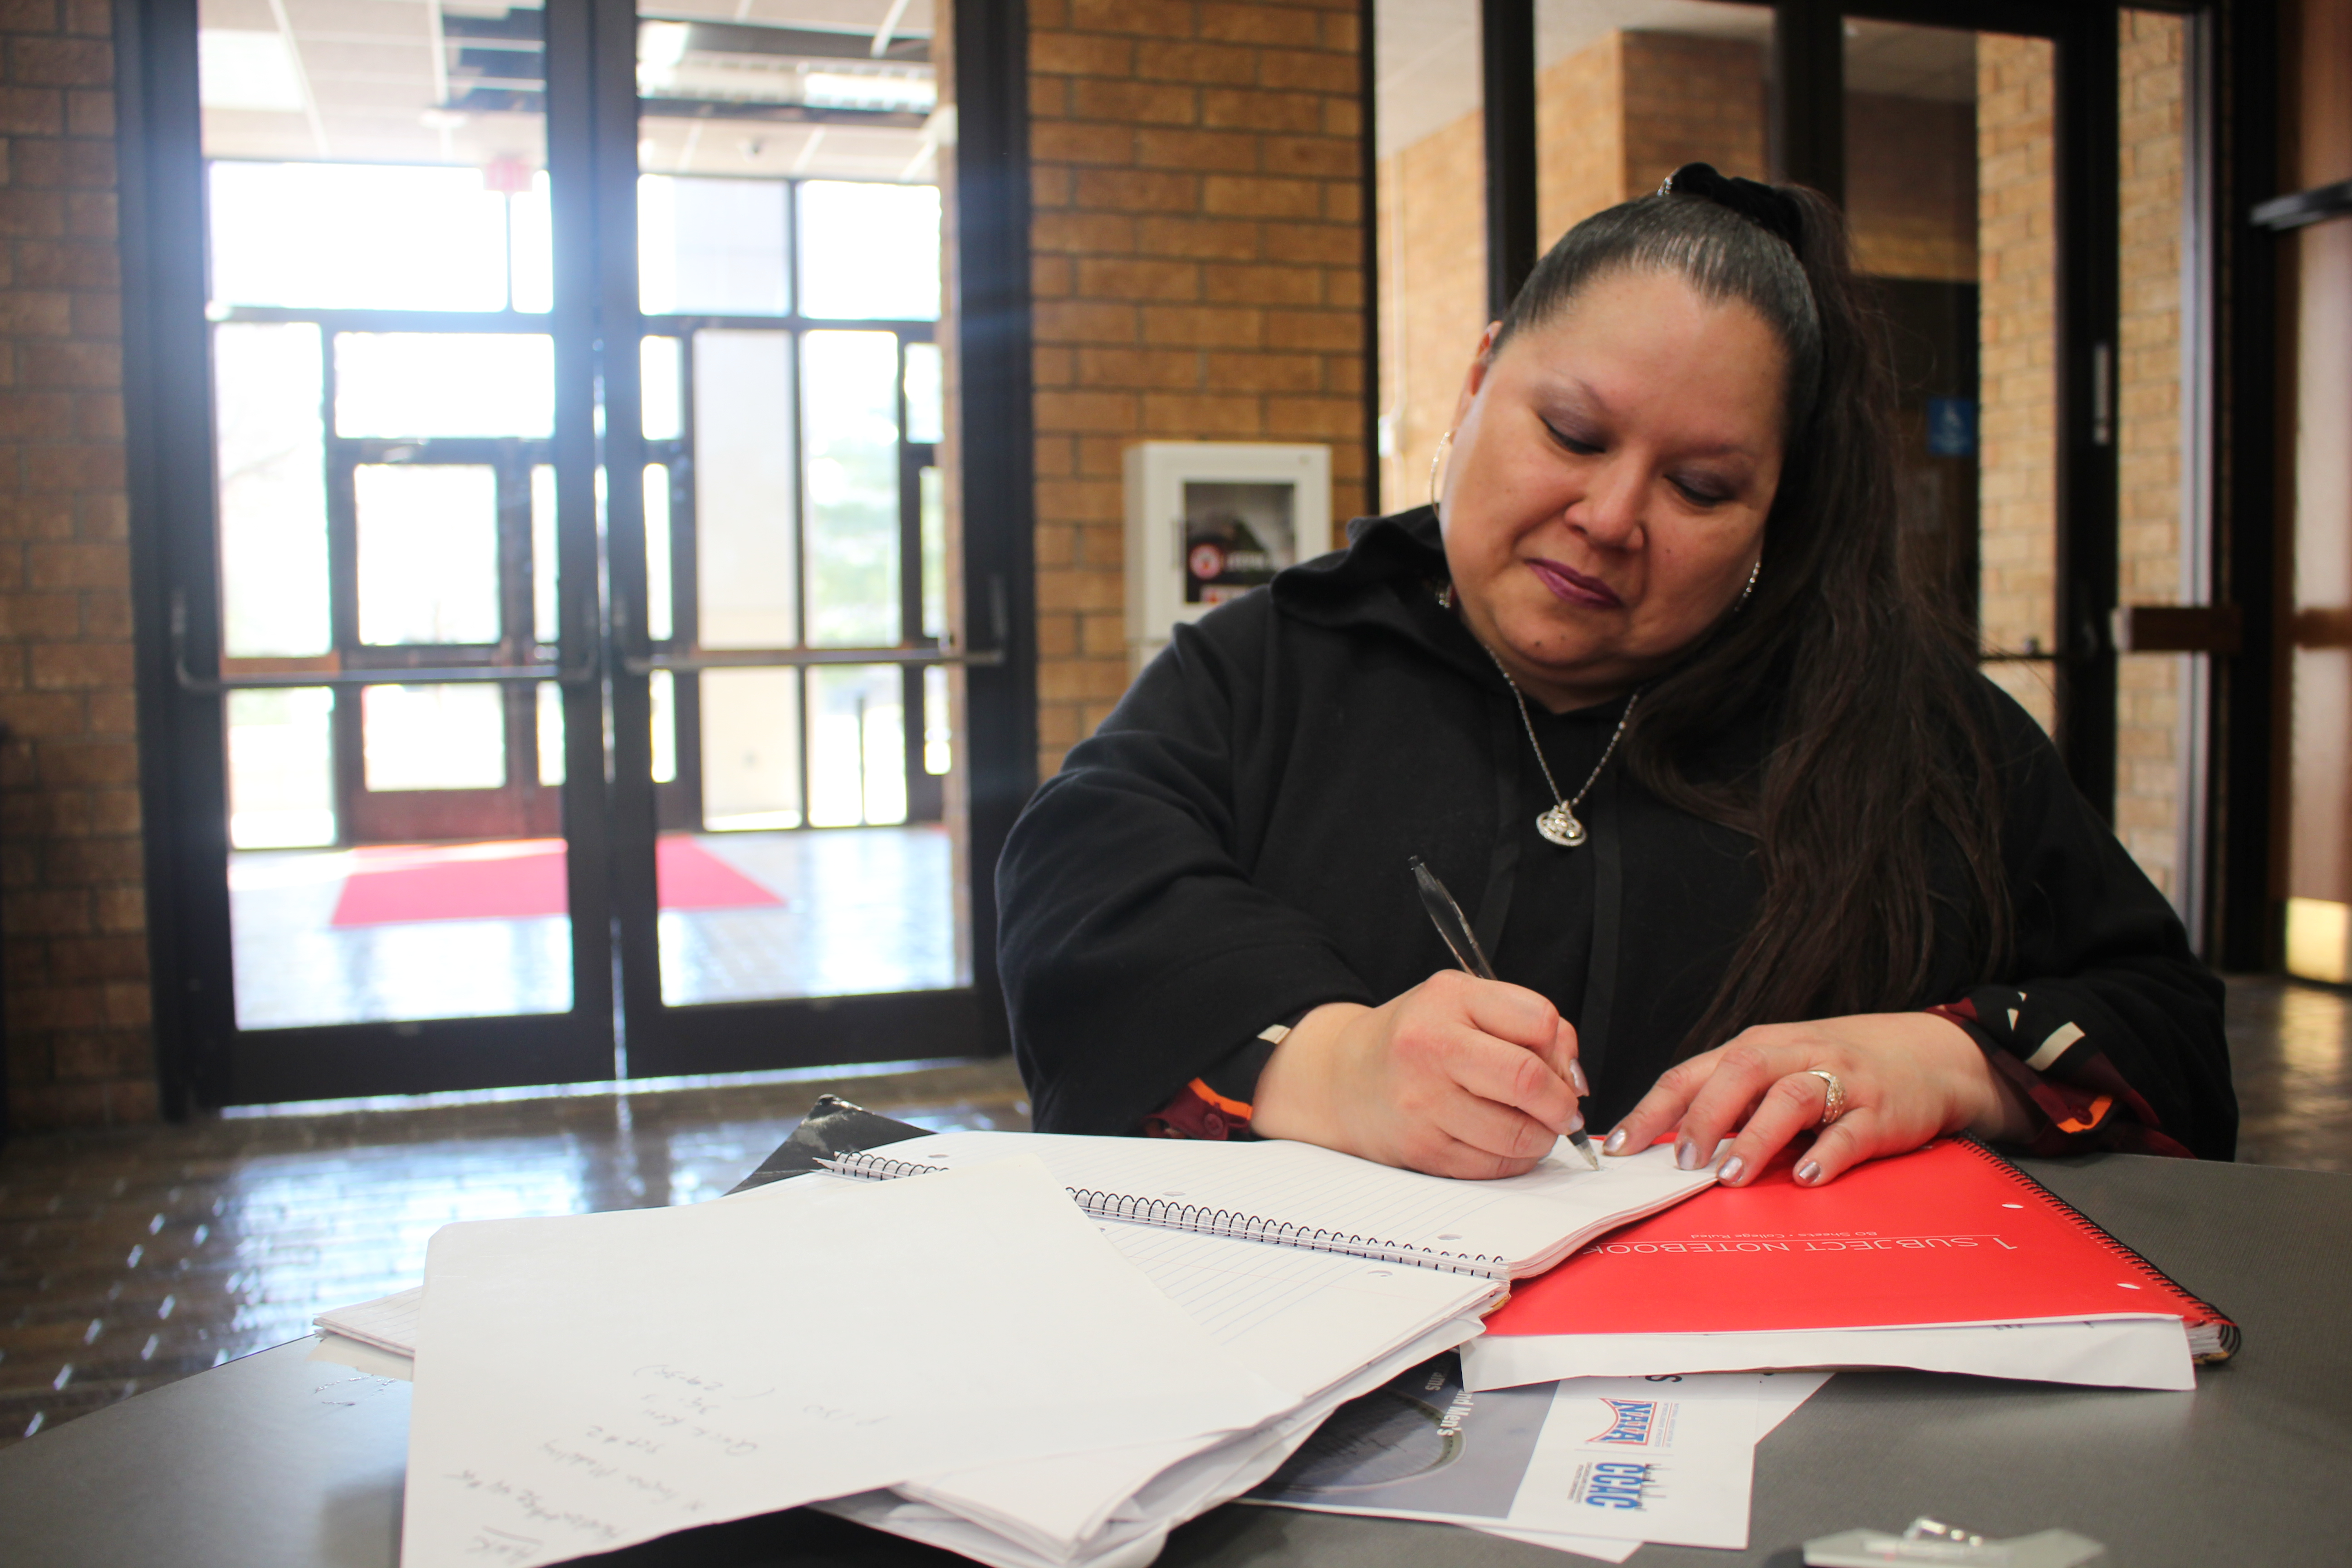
[227,826,956,1029]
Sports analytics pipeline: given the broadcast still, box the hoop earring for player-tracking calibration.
[1735,557,1761,612]
[1427,431,1455,511]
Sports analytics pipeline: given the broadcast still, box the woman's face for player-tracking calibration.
[1438,268,1787,711]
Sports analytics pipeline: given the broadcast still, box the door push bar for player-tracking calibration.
[621,576,1013,676]
[170,590,602,695]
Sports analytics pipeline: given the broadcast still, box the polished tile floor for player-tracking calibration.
[0,1056,1029,1448]
[230,825,956,1028]
[2,976,2346,1451]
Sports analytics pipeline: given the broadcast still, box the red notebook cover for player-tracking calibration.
[1486,1139,2237,1359]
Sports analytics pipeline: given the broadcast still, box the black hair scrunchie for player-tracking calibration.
[1658,162,1805,252]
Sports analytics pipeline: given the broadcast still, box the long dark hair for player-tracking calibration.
[1494,186,2011,1050]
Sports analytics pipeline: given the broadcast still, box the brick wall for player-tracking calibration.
[1027,0,1368,778]
[1538,30,1768,245]
[1976,33,2059,732]
[1534,30,1619,248]
[2114,9,2189,902]
[1614,34,1766,208]
[0,0,147,1132]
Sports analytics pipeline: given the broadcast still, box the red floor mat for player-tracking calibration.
[329,838,784,926]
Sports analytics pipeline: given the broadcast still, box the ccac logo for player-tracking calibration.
[1590,1398,1663,1445]
[1570,1460,1661,1511]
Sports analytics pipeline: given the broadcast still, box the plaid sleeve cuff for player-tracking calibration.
[1927,989,2193,1159]
[1139,1023,1291,1141]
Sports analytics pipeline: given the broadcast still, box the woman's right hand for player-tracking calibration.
[1249,971,1588,1178]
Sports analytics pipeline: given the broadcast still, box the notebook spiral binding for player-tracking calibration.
[821,1151,1513,1280]
[1953,1137,2240,1362]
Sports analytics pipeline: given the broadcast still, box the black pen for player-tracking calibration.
[1409,856,1601,1171]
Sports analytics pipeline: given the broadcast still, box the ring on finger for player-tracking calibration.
[1802,1069,1847,1127]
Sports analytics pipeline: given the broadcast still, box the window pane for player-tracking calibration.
[214,321,330,657]
[355,465,501,646]
[803,330,900,647]
[204,0,567,1036]
[208,163,519,311]
[1373,0,1484,509]
[920,464,947,641]
[645,463,675,644]
[650,668,679,784]
[701,667,801,830]
[531,464,558,645]
[1535,1,1771,238]
[903,340,945,444]
[335,333,554,439]
[1832,21,2060,733]
[1842,19,1987,643]
[636,17,934,182]
[198,3,546,173]
[226,687,336,848]
[640,175,789,316]
[694,329,798,648]
[642,336,683,440]
[361,684,507,792]
[511,174,554,314]
[808,664,905,826]
[536,681,564,788]
[799,181,940,321]
[922,663,952,777]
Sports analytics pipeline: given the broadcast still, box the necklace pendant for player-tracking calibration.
[1536,804,1588,848]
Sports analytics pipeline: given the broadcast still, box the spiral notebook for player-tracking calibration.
[818,1128,1722,1280]
[1463,1137,2238,1392]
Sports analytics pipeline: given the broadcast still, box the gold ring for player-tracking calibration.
[1803,1069,1847,1127]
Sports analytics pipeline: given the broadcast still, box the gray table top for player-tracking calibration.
[2,1152,2347,1568]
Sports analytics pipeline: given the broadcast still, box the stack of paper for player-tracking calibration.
[314,1131,1724,1568]
[1242,1351,1829,1559]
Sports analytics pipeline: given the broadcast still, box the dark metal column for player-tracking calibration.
[1769,0,1844,202]
[1480,0,1538,318]
[954,0,1038,1051]
[2210,0,2284,969]
[2053,4,2122,818]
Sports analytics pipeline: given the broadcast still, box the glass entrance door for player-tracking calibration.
[613,13,979,1078]
[191,0,608,1093]
[168,0,983,1102]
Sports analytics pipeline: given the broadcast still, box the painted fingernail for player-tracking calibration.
[1571,1061,1591,1096]
[1796,1159,1822,1185]
[1565,1111,1586,1135]
[1717,1155,1745,1185]
[1602,1128,1629,1156]
[1675,1140,1700,1171]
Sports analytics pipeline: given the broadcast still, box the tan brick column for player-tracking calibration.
[0,0,148,1129]
[1028,0,1368,778]
[2114,9,2190,902]
[1976,33,2058,732]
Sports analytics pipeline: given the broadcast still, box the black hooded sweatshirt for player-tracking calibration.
[997,509,2234,1160]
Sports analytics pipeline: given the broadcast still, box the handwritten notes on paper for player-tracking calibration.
[399,1157,1298,1568]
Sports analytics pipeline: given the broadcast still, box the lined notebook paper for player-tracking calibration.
[823,1129,1720,1279]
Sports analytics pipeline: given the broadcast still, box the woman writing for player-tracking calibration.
[997,168,2233,1186]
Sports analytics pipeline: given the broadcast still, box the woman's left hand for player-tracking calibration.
[1601,1012,2037,1186]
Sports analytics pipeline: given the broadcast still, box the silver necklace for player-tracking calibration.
[1483,648,1638,848]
